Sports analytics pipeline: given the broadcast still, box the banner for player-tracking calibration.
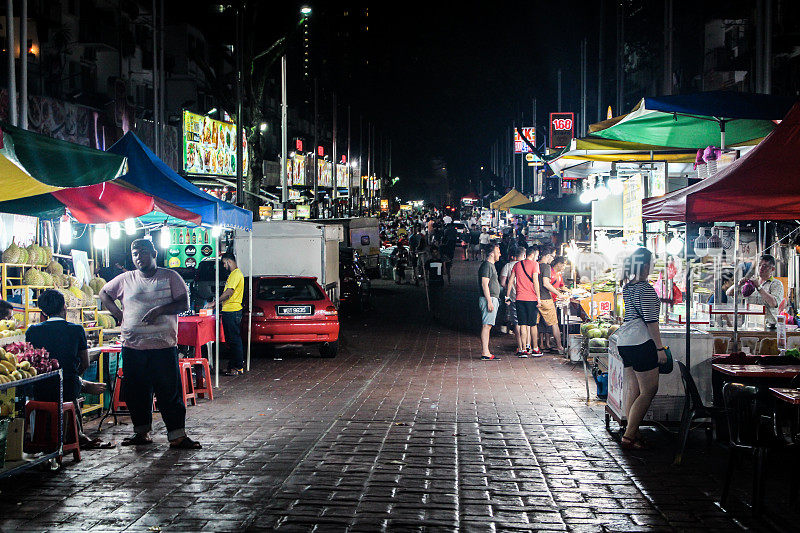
[514,127,536,154]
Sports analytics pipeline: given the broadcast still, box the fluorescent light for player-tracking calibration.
[108,222,121,240]
[159,227,171,248]
[211,225,222,238]
[93,226,109,250]
[667,237,684,256]
[124,218,137,235]
[59,217,72,245]
[579,189,595,204]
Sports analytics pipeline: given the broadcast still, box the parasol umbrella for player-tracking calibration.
[590,91,795,149]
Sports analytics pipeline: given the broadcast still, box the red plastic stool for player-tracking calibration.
[24,400,81,462]
[182,356,214,400]
[112,368,158,413]
[179,360,197,406]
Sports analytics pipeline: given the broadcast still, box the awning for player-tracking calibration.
[0,122,127,202]
[490,189,529,210]
[642,102,800,222]
[108,132,252,230]
[510,195,591,216]
[589,91,795,149]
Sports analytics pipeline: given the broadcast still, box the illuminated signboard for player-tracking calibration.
[182,110,248,177]
[318,159,333,187]
[380,199,389,212]
[513,127,536,154]
[549,112,574,149]
[336,164,348,188]
[296,204,311,219]
[286,154,307,186]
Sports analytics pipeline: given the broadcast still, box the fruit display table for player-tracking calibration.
[178,315,225,360]
[0,370,63,478]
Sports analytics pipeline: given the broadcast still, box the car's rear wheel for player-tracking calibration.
[319,341,338,358]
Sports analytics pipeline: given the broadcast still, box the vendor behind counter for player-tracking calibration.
[726,254,783,327]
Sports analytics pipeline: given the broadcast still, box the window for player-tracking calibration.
[257,278,324,301]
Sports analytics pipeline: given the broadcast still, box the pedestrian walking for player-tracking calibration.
[100,238,201,449]
[479,228,491,260]
[613,247,667,450]
[205,251,245,375]
[441,223,458,284]
[507,246,541,357]
[426,245,445,320]
[478,243,502,360]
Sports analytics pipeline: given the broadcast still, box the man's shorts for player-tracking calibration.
[538,299,559,327]
[515,300,539,326]
[479,296,499,326]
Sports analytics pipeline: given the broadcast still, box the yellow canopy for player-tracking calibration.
[490,189,529,210]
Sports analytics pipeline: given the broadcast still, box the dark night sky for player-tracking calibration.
[174,1,598,200]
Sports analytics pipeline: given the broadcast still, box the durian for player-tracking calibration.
[41,245,52,265]
[25,243,41,266]
[46,260,63,276]
[17,247,28,264]
[39,271,53,286]
[89,276,107,294]
[81,283,94,298]
[2,239,22,264]
[22,269,42,286]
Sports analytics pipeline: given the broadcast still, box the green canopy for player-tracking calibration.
[510,195,590,216]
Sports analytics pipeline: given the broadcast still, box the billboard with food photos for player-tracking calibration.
[182,110,248,177]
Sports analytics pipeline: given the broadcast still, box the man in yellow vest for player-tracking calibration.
[206,251,245,375]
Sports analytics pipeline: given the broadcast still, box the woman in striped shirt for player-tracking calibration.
[616,247,667,450]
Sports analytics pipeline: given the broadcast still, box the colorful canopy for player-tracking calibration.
[642,102,800,222]
[590,92,794,149]
[0,122,127,202]
[108,133,252,230]
[509,194,590,216]
[490,189,529,210]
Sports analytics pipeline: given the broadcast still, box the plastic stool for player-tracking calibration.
[112,368,158,413]
[183,356,214,400]
[179,360,197,406]
[24,400,81,462]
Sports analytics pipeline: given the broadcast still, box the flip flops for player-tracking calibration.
[169,437,203,450]
[121,434,153,446]
[80,437,115,450]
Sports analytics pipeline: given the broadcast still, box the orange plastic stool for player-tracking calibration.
[179,360,197,406]
[183,356,214,400]
[24,400,81,462]
[112,368,158,413]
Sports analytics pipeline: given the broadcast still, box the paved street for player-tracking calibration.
[0,260,797,532]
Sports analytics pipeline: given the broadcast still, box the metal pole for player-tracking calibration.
[247,230,252,371]
[733,224,740,349]
[159,0,165,156]
[597,0,604,121]
[581,39,587,136]
[280,55,288,205]
[616,0,624,115]
[367,122,371,214]
[764,0,773,94]
[235,1,244,205]
[152,0,159,156]
[313,80,318,216]
[685,224,691,368]
[6,0,16,126]
[662,0,673,95]
[557,69,562,111]
[20,0,27,129]
[512,123,516,190]
[347,105,351,216]
[332,93,337,212]
[215,246,220,387]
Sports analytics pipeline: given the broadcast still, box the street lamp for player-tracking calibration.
[300,6,312,16]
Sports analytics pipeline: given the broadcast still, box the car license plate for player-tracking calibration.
[276,305,312,316]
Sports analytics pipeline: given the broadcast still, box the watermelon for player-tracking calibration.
[588,338,605,348]
[588,328,602,339]
[580,323,594,338]
[599,328,609,338]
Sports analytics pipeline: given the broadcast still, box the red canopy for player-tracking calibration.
[642,102,800,222]
[52,182,202,225]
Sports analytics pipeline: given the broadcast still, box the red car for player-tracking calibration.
[244,276,340,358]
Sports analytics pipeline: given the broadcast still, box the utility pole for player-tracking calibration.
[597,0,604,122]
[347,105,351,216]
[6,0,15,126]
[235,0,244,205]
[280,55,288,212]
[581,39,588,136]
[20,0,27,129]
[557,69,562,111]
[152,0,159,156]
[616,0,625,115]
[313,80,318,217]
[159,0,165,156]
[662,0,673,95]
[332,93,337,216]
[366,122,371,215]
[764,0,773,94]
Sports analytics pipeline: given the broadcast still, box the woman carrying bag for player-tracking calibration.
[611,247,671,450]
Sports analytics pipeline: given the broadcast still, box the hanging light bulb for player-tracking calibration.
[108,221,121,240]
[211,225,222,238]
[159,226,171,248]
[124,218,137,236]
[93,225,109,250]
[595,184,610,200]
[579,188,594,204]
[667,236,685,256]
[59,216,73,246]
[609,178,624,195]
[706,227,723,257]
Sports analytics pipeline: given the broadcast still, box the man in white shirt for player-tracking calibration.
[479,228,491,260]
[443,214,453,225]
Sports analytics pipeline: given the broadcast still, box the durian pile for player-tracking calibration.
[96,310,117,329]
[1,239,52,266]
[89,275,107,294]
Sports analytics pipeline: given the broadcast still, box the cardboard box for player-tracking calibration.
[5,418,24,461]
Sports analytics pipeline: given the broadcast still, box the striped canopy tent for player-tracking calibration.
[0,123,201,224]
[490,189,529,211]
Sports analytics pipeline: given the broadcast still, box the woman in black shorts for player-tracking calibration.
[615,247,667,450]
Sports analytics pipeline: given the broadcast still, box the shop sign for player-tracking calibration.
[182,110,248,177]
[259,205,273,219]
[288,188,301,201]
[380,199,389,212]
[514,127,536,154]
[318,159,333,187]
[295,138,303,152]
[286,209,297,220]
[336,163,348,188]
[272,208,284,220]
[549,112,574,149]
[622,173,643,236]
[400,204,412,211]
[296,204,311,219]
[287,154,307,186]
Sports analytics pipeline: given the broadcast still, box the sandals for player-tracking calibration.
[80,437,115,450]
[121,434,154,446]
[223,368,243,376]
[620,435,648,450]
[170,437,203,450]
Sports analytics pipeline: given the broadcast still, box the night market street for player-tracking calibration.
[0,260,794,533]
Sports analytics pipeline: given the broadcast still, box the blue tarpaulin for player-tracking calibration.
[109,132,252,230]
[644,91,796,120]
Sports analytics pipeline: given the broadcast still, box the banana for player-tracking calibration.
[18,361,30,371]
[0,360,14,374]
[28,366,37,376]
[10,370,21,380]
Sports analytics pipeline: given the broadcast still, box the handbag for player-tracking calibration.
[659,346,674,374]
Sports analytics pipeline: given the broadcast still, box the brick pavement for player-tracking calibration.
[0,259,796,532]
